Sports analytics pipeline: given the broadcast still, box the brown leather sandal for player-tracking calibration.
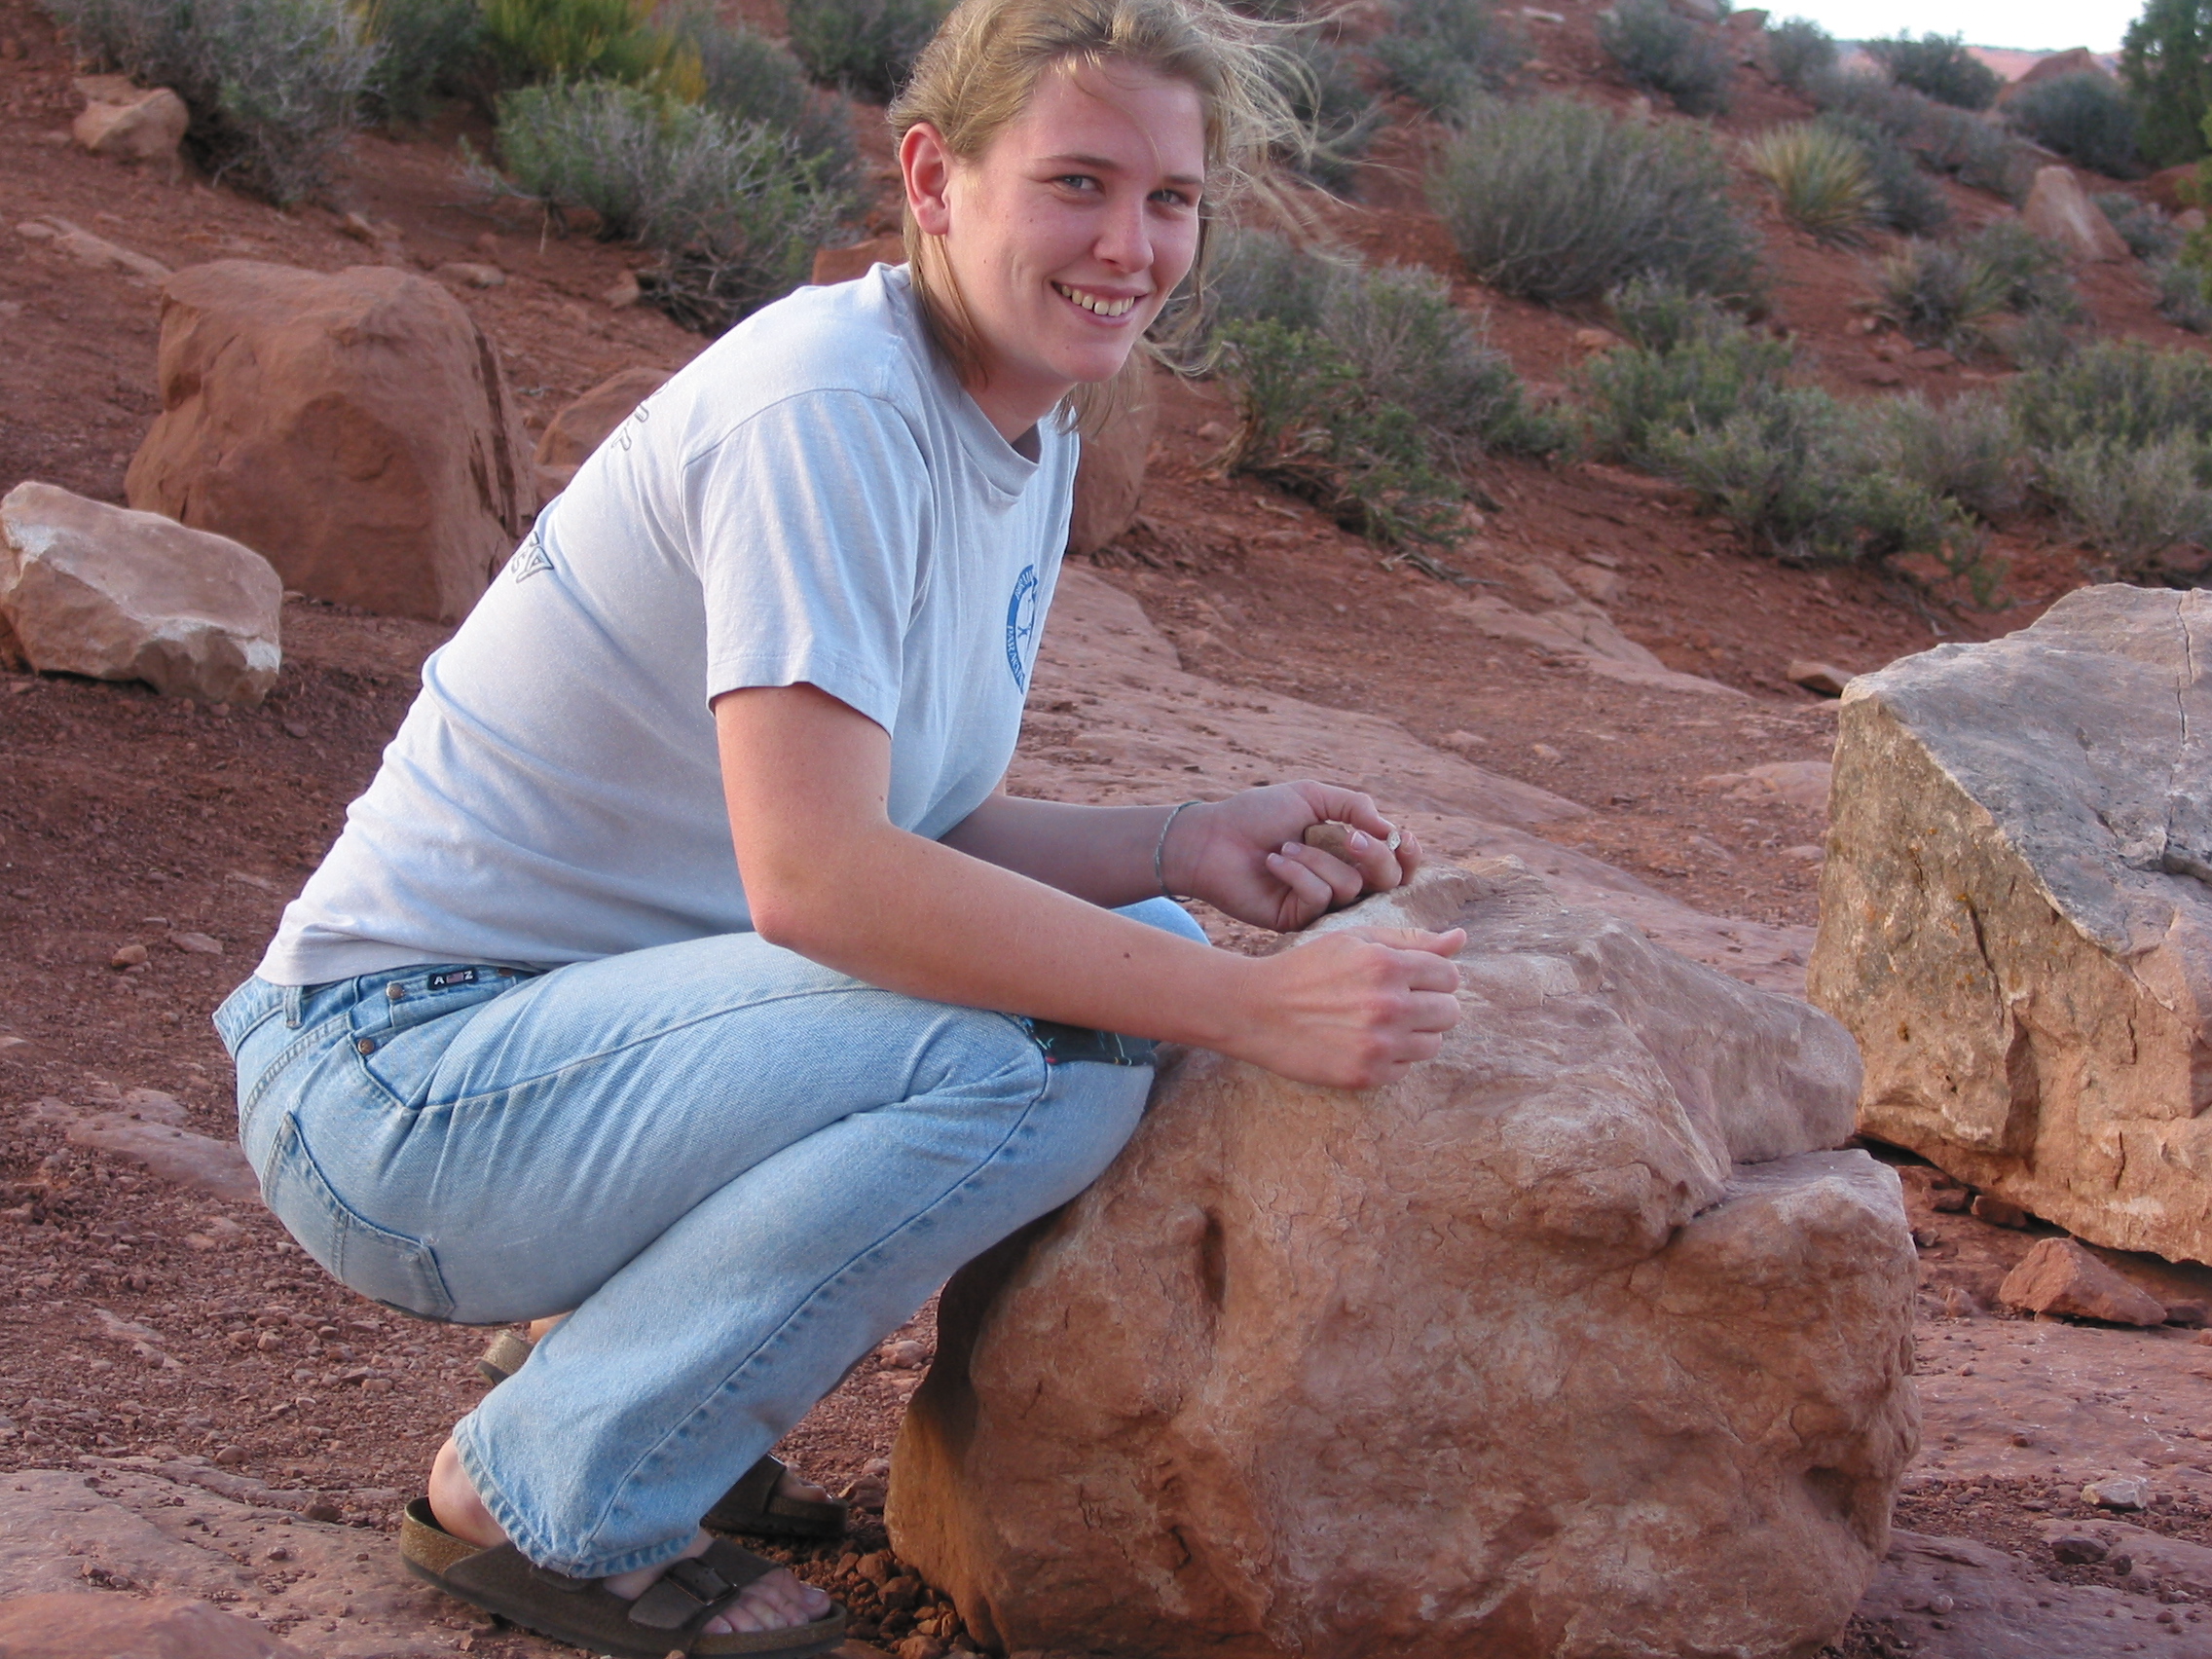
[399,1497,846,1659]
[476,1328,850,1540]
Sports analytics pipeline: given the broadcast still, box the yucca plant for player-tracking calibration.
[1746,122,1878,244]
[1872,240,2011,351]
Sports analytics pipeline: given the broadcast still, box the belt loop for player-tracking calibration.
[282,983,304,1029]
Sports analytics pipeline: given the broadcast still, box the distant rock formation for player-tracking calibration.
[890,861,1915,1659]
[1811,585,2212,1264]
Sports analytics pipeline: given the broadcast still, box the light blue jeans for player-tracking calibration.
[212,900,1202,1579]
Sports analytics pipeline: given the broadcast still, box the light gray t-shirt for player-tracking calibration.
[258,266,1075,984]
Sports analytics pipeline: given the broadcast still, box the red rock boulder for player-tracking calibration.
[0,1593,306,1658]
[1067,360,1158,556]
[534,365,673,499]
[126,261,535,623]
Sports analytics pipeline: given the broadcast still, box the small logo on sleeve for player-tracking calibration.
[509,527,553,584]
[1005,565,1040,690]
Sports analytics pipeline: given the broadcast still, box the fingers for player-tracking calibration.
[1266,839,1363,913]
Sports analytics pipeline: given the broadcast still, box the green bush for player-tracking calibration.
[1996,309,2083,370]
[784,0,946,101]
[2005,71,2140,178]
[1606,273,1738,352]
[1210,235,1559,571]
[1871,240,2011,351]
[46,0,374,201]
[1430,96,1761,306]
[1964,220,2082,320]
[480,0,685,89]
[1806,65,2029,202]
[1764,16,1835,91]
[2009,338,2212,451]
[2157,258,2212,332]
[1864,31,2001,111]
[359,0,482,124]
[2121,0,2212,168]
[1597,0,1731,116]
[491,79,849,331]
[2039,437,2212,574]
[1579,294,1793,465]
[1813,113,1947,234]
[1860,390,2027,520]
[1647,388,1959,565]
[2099,191,2183,259]
[1372,0,1526,117]
[660,1,857,188]
[1274,32,1382,190]
[1745,121,1876,243]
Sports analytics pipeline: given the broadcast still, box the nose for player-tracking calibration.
[1093,185,1154,274]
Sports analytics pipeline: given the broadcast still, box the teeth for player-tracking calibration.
[1055,283,1137,317]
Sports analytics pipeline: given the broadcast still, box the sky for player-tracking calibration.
[1771,0,2142,54]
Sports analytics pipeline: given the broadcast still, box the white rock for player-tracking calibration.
[2084,1475,2152,1512]
[70,77,188,165]
[0,482,281,706]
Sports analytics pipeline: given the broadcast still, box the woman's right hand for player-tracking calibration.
[1220,924,1466,1089]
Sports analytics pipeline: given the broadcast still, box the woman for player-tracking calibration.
[214,0,1464,1651]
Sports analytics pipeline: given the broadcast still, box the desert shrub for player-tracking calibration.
[2157,259,2212,332]
[1606,273,1738,352]
[479,0,689,89]
[1806,65,2029,202]
[1871,240,2011,351]
[1860,390,2028,519]
[1211,236,1559,570]
[1645,387,1959,564]
[1745,121,1876,243]
[1273,32,1381,189]
[659,1,857,188]
[1597,0,1731,116]
[784,0,945,101]
[2039,437,2212,573]
[1813,113,1947,234]
[491,79,848,331]
[1579,295,1793,465]
[1372,0,1526,117]
[1996,309,2083,370]
[1864,31,2001,112]
[1964,220,2083,320]
[1431,96,1761,306]
[2121,0,2212,167]
[1764,16,1835,91]
[2009,339,2212,451]
[2100,191,2184,259]
[2005,71,2140,178]
[46,0,374,201]
[359,0,482,124]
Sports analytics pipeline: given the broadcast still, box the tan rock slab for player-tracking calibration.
[1999,1237,2168,1325]
[1066,362,1157,556]
[70,79,188,164]
[16,215,168,281]
[127,261,536,623]
[2023,166,2131,262]
[532,365,672,499]
[1808,585,2212,1263]
[888,862,1908,1659]
[1788,658,1851,695]
[0,481,282,706]
[0,1591,307,1658]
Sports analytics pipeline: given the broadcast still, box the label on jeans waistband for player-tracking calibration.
[425,969,481,989]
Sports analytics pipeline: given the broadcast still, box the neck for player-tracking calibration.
[965,370,1069,445]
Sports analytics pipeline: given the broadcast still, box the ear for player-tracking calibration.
[903,123,956,239]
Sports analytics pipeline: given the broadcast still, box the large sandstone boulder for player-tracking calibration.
[890,861,1916,1659]
[71,74,189,165]
[0,482,280,706]
[1067,361,1159,556]
[0,1592,306,1658]
[533,365,672,499]
[126,261,535,623]
[1809,585,2212,1263]
[2023,166,2130,263]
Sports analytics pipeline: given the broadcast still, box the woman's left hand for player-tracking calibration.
[1161,782,1422,932]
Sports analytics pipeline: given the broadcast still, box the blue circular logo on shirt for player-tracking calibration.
[1006,565,1040,690]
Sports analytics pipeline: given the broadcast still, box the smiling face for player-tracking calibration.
[902,59,1207,440]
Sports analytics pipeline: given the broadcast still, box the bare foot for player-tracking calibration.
[777,1465,831,1506]
[427,1437,830,1635]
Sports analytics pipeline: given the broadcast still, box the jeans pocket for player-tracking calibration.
[262,1116,456,1321]
[213,977,285,1058]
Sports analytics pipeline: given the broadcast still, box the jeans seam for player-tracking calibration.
[540,1044,1057,1576]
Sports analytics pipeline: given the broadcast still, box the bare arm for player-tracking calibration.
[716,684,1462,1089]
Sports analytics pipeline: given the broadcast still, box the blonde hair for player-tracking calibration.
[887,0,1301,430]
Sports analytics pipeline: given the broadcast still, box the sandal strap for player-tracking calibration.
[626,1538,778,1633]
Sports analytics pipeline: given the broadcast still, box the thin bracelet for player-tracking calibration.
[1153,799,1201,900]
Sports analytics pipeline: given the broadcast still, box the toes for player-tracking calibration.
[776,1467,832,1505]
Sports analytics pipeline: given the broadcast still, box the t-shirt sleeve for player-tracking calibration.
[687,389,930,733]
